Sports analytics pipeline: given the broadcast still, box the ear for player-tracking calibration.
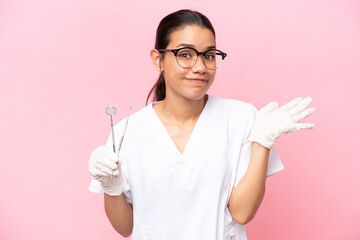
[150,49,163,72]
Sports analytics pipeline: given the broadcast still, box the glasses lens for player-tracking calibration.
[175,48,225,69]
[203,50,223,70]
[176,48,197,68]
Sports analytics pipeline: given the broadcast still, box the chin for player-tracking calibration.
[184,91,208,101]
[167,84,211,102]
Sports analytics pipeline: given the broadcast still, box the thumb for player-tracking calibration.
[259,102,278,114]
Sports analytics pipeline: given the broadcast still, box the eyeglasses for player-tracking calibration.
[157,47,227,70]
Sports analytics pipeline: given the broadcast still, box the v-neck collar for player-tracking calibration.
[149,95,212,157]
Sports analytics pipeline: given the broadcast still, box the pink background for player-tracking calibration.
[1,0,359,239]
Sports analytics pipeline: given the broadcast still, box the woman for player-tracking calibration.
[88,9,315,240]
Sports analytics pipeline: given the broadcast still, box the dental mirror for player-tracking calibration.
[106,106,116,116]
[105,106,116,153]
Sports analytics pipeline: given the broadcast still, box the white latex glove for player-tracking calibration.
[243,97,315,149]
[88,145,126,196]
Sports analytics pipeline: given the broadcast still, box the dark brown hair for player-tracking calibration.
[146,9,216,104]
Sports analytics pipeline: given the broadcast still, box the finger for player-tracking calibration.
[90,153,116,174]
[279,97,303,111]
[112,169,120,176]
[96,153,119,170]
[290,97,312,116]
[294,123,315,131]
[260,102,278,113]
[97,146,119,163]
[94,163,113,175]
[91,168,109,181]
[93,148,119,170]
[293,108,315,122]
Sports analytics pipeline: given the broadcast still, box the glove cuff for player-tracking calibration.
[101,174,127,196]
[242,135,275,149]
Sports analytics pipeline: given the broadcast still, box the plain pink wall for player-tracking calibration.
[1,0,359,239]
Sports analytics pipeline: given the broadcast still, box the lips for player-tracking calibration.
[185,78,208,82]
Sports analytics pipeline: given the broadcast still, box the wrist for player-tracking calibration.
[251,142,271,152]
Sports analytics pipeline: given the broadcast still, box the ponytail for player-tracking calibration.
[146,74,166,105]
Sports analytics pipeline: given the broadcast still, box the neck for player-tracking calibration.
[155,94,208,124]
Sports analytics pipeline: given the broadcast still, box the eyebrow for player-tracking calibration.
[175,43,216,49]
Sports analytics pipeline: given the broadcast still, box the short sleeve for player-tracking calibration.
[234,104,284,186]
[88,121,133,204]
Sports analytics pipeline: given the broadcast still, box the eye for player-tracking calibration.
[204,50,217,60]
[178,52,192,59]
[205,54,214,60]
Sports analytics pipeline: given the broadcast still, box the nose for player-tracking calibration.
[191,55,208,73]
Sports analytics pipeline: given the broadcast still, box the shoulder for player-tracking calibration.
[207,96,258,142]
[208,95,257,118]
[113,104,153,131]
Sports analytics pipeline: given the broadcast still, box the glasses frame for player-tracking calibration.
[157,47,227,70]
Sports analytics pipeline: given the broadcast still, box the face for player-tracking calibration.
[157,25,216,101]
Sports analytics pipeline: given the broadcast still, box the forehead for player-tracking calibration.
[167,25,216,50]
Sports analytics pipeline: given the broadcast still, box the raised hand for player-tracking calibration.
[243,97,315,149]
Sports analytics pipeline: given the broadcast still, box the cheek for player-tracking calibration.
[208,71,216,82]
[162,55,175,69]
[163,61,186,79]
